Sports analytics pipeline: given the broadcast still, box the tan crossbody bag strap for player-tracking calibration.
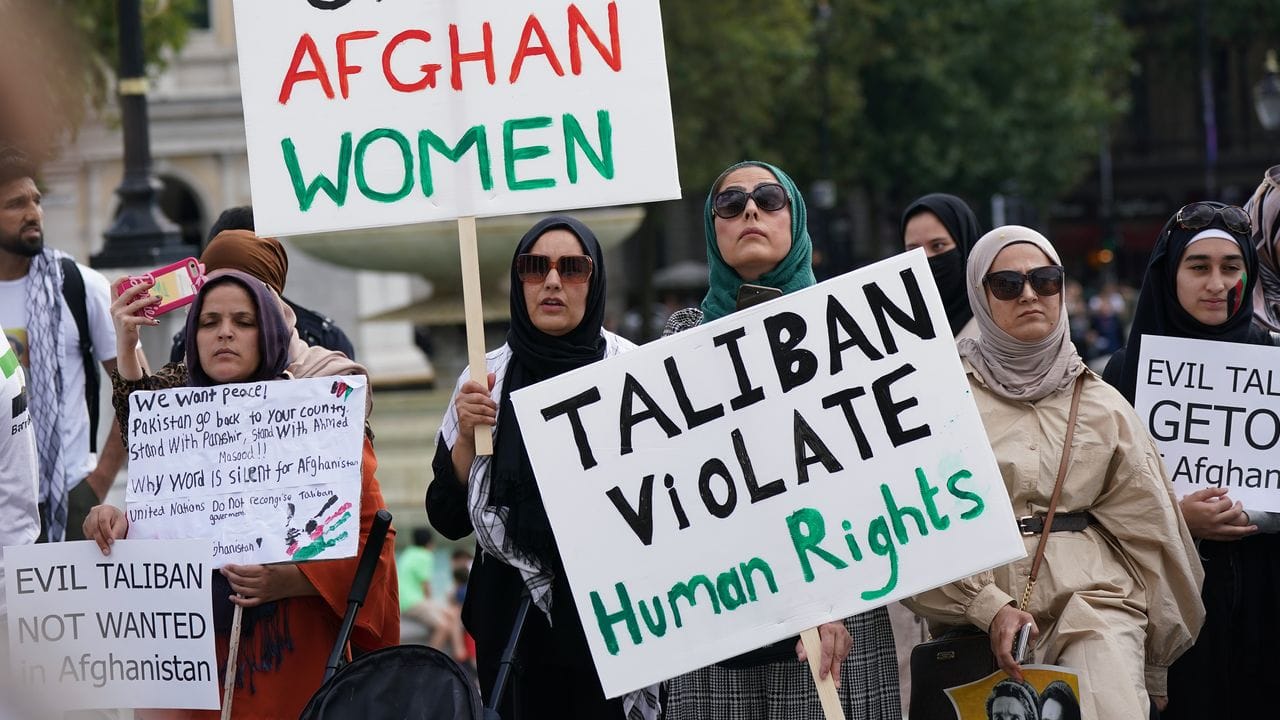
[1019,374,1086,612]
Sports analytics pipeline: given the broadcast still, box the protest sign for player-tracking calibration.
[124,375,367,567]
[945,666,1084,720]
[1135,335,1280,511]
[4,539,218,710]
[231,0,680,236]
[510,251,1026,697]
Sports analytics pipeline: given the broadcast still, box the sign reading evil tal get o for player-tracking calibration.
[231,0,680,236]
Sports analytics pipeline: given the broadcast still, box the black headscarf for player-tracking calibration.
[900,193,983,335]
[492,215,607,569]
[1104,201,1263,403]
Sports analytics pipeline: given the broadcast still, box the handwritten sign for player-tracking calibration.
[125,376,367,567]
[4,540,218,710]
[510,251,1026,697]
[1135,335,1280,511]
[231,0,680,236]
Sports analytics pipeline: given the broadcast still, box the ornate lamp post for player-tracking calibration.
[1254,50,1280,133]
[92,0,185,269]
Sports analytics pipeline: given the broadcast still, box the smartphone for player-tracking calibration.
[115,257,206,319]
[735,283,783,311]
[1012,622,1033,665]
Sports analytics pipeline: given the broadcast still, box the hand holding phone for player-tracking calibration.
[1012,622,1033,665]
[114,258,205,319]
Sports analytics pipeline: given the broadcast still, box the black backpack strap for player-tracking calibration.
[59,256,100,453]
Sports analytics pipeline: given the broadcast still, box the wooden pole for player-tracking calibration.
[220,604,244,720]
[800,626,846,720]
[457,216,493,455]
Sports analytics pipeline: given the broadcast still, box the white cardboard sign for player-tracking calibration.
[4,539,218,711]
[511,251,1026,697]
[1135,335,1280,511]
[231,0,680,236]
[125,375,367,567]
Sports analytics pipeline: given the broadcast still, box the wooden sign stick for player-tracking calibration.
[220,604,244,720]
[800,626,846,720]
[458,216,494,455]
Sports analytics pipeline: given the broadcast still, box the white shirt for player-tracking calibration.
[0,342,39,617]
[0,261,117,484]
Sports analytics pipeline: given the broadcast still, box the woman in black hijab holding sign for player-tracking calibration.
[1102,202,1280,718]
[900,193,983,339]
[426,216,652,719]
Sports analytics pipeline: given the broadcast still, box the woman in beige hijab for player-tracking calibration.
[905,226,1204,720]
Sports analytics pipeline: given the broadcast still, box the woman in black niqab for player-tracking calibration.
[900,193,983,336]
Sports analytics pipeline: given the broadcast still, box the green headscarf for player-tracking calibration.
[699,160,816,322]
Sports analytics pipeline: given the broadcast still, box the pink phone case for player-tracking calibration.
[115,257,206,319]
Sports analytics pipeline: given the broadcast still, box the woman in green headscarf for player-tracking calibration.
[663,160,900,720]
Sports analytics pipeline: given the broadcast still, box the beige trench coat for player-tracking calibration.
[905,366,1204,720]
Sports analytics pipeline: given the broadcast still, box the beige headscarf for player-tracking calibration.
[277,296,374,417]
[1245,164,1280,333]
[957,225,1084,402]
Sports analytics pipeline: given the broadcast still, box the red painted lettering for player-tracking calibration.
[336,30,379,99]
[509,14,566,83]
[382,29,442,92]
[278,33,335,105]
[449,22,495,91]
[568,2,621,75]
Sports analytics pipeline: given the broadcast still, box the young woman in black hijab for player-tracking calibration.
[900,193,983,338]
[425,216,654,719]
[1102,201,1280,718]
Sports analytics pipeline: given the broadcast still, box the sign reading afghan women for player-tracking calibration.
[510,251,1027,698]
[231,0,680,236]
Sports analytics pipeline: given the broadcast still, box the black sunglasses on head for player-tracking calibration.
[712,183,789,219]
[983,266,1065,301]
[1174,202,1251,236]
[515,253,594,284]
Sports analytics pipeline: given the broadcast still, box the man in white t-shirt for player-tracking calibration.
[0,341,38,672]
[0,148,123,543]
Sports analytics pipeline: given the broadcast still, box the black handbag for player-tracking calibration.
[907,375,1084,720]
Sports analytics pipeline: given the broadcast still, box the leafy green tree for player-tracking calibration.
[854,0,1132,209]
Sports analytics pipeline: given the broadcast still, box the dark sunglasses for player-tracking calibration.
[515,253,594,284]
[1174,202,1252,236]
[982,266,1065,301]
[712,183,789,219]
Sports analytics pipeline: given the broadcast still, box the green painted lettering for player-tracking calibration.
[354,128,414,203]
[840,519,864,561]
[417,126,493,197]
[916,467,950,530]
[715,568,747,610]
[638,596,667,637]
[739,557,777,602]
[947,469,984,519]
[282,133,352,211]
[563,110,614,183]
[590,582,640,655]
[863,516,899,600]
[503,116,556,190]
[666,574,720,629]
[881,482,927,544]
[787,507,848,582]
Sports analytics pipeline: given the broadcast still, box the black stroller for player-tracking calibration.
[300,510,530,720]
